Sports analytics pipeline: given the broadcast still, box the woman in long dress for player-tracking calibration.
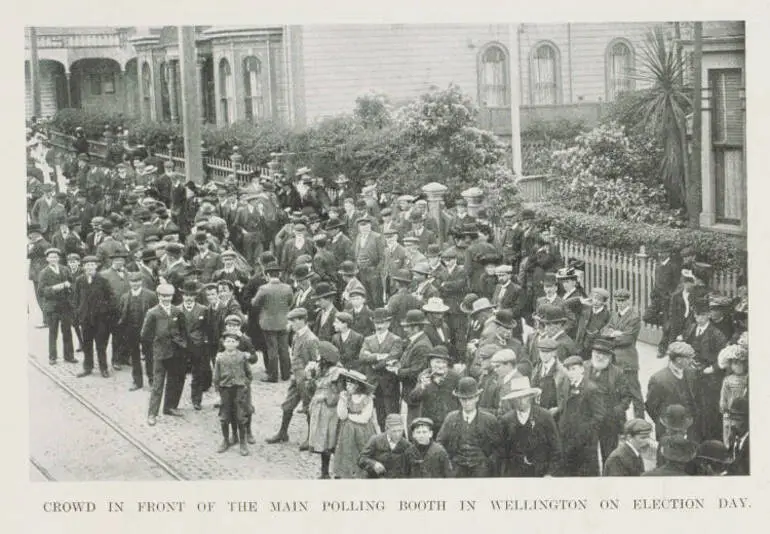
[307,341,344,479]
[333,370,380,479]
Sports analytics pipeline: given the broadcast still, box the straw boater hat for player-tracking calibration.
[422,297,449,314]
[500,376,542,401]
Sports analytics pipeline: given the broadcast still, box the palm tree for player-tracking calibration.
[631,25,692,210]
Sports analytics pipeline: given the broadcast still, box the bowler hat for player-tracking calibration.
[356,214,373,225]
[82,255,99,264]
[45,247,62,257]
[479,253,501,266]
[372,307,392,323]
[660,404,694,432]
[493,309,515,329]
[181,280,202,295]
[100,220,114,233]
[325,219,345,231]
[391,269,412,283]
[400,309,428,327]
[693,299,710,315]
[422,297,449,314]
[292,264,313,281]
[521,209,535,220]
[696,440,731,464]
[66,253,81,262]
[453,377,483,399]
[411,262,433,276]
[165,242,184,255]
[156,283,175,296]
[542,272,557,286]
[28,223,42,235]
[659,435,698,463]
[338,261,359,276]
[127,271,143,282]
[317,341,341,365]
[141,249,157,263]
[314,282,337,299]
[539,304,567,324]
[264,261,282,273]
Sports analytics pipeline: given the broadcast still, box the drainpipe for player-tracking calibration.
[567,23,573,104]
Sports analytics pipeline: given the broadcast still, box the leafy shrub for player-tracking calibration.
[533,204,746,272]
[521,116,589,143]
[354,92,392,129]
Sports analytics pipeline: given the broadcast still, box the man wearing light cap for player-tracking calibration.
[604,288,644,418]
[118,270,158,391]
[568,286,611,360]
[141,283,189,426]
[354,214,386,308]
[38,247,76,365]
[489,348,527,416]
[603,419,654,476]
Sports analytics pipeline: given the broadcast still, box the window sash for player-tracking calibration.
[532,47,557,105]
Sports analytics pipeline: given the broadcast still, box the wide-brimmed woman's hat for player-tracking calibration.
[453,377,483,399]
[340,369,374,391]
[317,341,341,365]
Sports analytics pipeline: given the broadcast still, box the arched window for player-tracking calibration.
[606,39,635,101]
[530,42,560,105]
[243,56,264,122]
[141,62,152,119]
[478,44,509,107]
[159,61,171,121]
[218,58,233,125]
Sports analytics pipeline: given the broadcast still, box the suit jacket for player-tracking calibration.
[645,366,700,442]
[583,361,632,434]
[397,331,433,401]
[117,288,158,329]
[665,289,697,343]
[28,238,51,281]
[531,358,570,415]
[99,267,130,304]
[437,264,466,314]
[436,410,502,470]
[73,273,115,325]
[728,432,749,476]
[423,322,451,350]
[492,281,524,318]
[603,441,645,476]
[135,263,158,291]
[313,305,339,342]
[358,433,411,479]
[178,302,210,348]
[328,233,355,267]
[383,243,408,280]
[347,305,375,337]
[359,331,404,388]
[354,231,386,275]
[38,265,74,313]
[252,279,294,332]
[312,249,338,283]
[332,330,365,371]
[683,322,728,369]
[498,405,562,477]
[407,228,437,254]
[30,197,60,234]
[407,370,461,431]
[386,289,422,337]
[404,441,452,478]
[558,379,605,453]
[290,327,320,373]
[50,231,86,257]
[573,304,611,350]
[641,463,691,477]
[140,304,188,361]
[606,307,641,370]
[95,237,125,268]
[192,251,222,283]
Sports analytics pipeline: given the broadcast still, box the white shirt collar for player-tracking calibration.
[626,440,641,457]
[515,409,531,425]
[463,410,477,424]
[376,330,389,343]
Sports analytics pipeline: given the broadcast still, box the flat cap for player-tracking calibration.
[490,349,517,364]
[563,355,585,368]
[623,418,653,436]
[614,288,631,301]
[224,314,243,325]
[410,417,434,431]
[494,265,513,275]
[156,283,175,296]
[537,337,559,351]
[287,307,308,320]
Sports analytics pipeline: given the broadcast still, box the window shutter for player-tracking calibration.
[711,69,744,146]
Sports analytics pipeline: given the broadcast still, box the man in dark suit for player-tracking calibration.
[191,231,222,283]
[492,265,523,317]
[658,269,698,357]
[646,240,682,328]
[436,377,502,478]
[359,308,404,430]
[141,283,188,426]
[683,300,728,441]
[117,271,158,390]
[134,249,159,290]
[726,397,749,476]
[436,248,466,347]
[37,248,75,364]
[100,249,131,369]
[642,435,697,477]
[558,356,606,476]
[331,312,364,371]
[645,341,701,444]
[353,215,386,308]
[498,377,562,477]
[312,282,339,343]
[604,288,644,418]
[386,269,422,339]
[50,217,86,257]
[566,287,611,360]
[153,160,174,207]
[386,310,433,427]
[73,256,116,377]
[252,263,293,383]
[603,419,654,476]
[178,280,211,411]
[94,221,124,268]
[584,339,633,463]
[406,211,437,255]
[266,307,320,449]
[28,224,51,328]
[359,414,411,479]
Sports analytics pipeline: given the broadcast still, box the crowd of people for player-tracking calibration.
[26,121,749,478]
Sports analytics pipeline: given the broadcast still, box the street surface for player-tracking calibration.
[27,282,664,481]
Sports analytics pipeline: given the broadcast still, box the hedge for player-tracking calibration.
[533,204,747,273]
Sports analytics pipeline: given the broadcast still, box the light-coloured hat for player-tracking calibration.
[422,297,449,313]
[156,283,175,296]
[490,349,517,365]
[494,265,513,275]
[470,297,494,315]
[500,376,542,401]
[295,166,311,176]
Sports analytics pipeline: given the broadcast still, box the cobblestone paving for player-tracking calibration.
[29,365,178,481]
[27,282,665,480]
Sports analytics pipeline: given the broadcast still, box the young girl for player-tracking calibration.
[333,370,380,479]
[306,341,344,479]
[718,344,749,446]
[213,331,253,456]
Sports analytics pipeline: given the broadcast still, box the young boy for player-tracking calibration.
[219,315,258,445]
[213,331,253,456]
[404,417,451,478]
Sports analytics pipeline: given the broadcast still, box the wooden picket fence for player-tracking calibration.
[553,237,741,344]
